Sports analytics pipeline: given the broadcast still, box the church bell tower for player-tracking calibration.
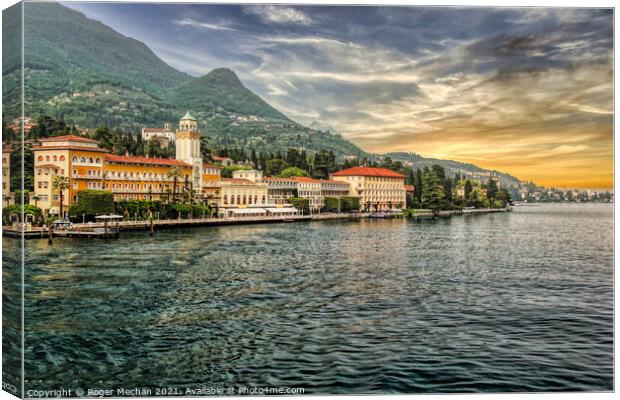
[175,111,202,193]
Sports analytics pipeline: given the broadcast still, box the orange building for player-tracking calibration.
[202,163,222,206]
[31,135,193,216]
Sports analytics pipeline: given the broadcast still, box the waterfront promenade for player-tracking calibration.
[2,208,511,240]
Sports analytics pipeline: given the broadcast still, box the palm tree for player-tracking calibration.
[52,175,70,218]
[167,167,184,203]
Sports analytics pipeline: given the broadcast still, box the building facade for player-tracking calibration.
[31,135,193,216]
[141,122,175,148]
[263,176,352,211]
[218,178,269,217]
[202,163,222,206]
[2,146,12,207]
[330,167,406,211]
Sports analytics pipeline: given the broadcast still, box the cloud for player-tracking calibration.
[173,18,237,32]
[243,5,313,26]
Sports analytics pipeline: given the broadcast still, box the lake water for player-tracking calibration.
[3,203,614,394]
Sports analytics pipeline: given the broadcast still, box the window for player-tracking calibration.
[60,156,65,161]
[72,156,78,162]
[223,195,228,204]
[80,157,86,163]
[38,156,43,161]
[95,158,100,164]
[73,195,78,202]
[73,182,77,189]
[242,195,246,204]
[89,157,94,163]
[2,158,5,163]
[60,169,64,175]
[46,156,50,161]
[237,195,241,204]
[53,155,57,161]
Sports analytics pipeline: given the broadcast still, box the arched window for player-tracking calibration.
[46,156,50,161]
[73,195,78,202]
[223,195,228,204]
[262,195,266,204]
[88,157,93,163]
[60,155,65,161]
[80,157,86,163]
[254,195,258,204]
[230,195,235,204]
[248,196,252,205]
[37,156,43,161]
[95,158,100,164]
[72,156,77,162]
[2,158,6,163]
[242,195,246,204]
[237,195,241,204]
[53,155,57,161]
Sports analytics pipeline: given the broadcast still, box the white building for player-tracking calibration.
[141,122,175,148]
[330,166,406,211]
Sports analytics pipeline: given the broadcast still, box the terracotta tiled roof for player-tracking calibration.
[31,145,109,153]
[203,163,222,169]
[38,135,99,143]
[331,166,405,178]
[212,156,231,161]
[404,185,415,191]
[105,154,191,167]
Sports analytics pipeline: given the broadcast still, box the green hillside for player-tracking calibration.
[385,152,521,188]
[2,2,524,183]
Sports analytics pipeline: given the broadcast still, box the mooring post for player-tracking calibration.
[104,220,108,240]
[47,222,53,245]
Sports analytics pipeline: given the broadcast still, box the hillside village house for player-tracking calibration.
[141,122,175,148]
[330,166,406,211]
[2,146,12,207]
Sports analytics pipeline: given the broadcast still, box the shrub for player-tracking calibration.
[69,190,114,220]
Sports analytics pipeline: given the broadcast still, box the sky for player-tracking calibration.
[64,2,614,189]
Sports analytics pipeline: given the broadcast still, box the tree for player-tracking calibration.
[265,159,289,176]
[414,168,423,202]
[496,188,511,207]
[278,167,309,178]
[287,197,310,215]
[68,190,114,220]
[52,175,70,217]
[421,167,445,212]
[486,178,498,201]
[167,167,184,203]
[464,179,473,201]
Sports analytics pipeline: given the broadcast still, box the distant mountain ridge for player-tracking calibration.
[384,152,521,187]
[3,2,523,188]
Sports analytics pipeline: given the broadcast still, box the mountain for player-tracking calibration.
[169,68,289,121]
[384,152,521,188]
[2,2,524,186]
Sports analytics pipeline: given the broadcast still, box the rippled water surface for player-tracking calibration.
[12,204,614,393]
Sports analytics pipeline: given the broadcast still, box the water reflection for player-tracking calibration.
[6,204,613,393]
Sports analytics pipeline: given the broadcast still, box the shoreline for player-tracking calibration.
[2,208,512,240]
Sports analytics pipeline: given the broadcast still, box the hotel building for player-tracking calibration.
[29,113,223,216]
[218,177,269,217]
[263,176,351,211]
[330,166,406,211]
